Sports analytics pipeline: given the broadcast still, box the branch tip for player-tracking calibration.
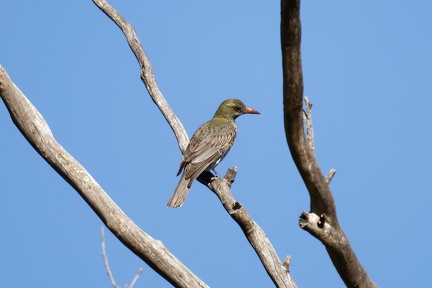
[325,169,337,183]
[129,268,143,288]
[224,167,237,184]
[101,227,143,288]
[283,255,292,272]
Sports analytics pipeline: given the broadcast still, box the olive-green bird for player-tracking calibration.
[167,99,260,208]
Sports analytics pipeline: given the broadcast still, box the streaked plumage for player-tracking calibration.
[167,99,260,208]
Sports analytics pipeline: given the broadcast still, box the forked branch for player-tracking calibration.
[281,0,377,287]
[101,227,143,288]
[208,168,297,288]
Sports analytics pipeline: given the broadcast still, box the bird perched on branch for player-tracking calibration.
[167,99,260,208]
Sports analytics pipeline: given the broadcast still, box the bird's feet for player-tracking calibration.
[211,168,220,181]
[197,170,217,185]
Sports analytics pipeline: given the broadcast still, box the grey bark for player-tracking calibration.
[0,65,208,288]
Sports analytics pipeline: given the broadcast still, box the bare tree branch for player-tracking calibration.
[0,65,208,288]
[303,97,337,183]
[101,227,143,288]
[129,268,143,288]
[101,227,120,288]
[92,0,188,153]
[281,0,377,287]
[325,169,337,184]
[207,168,297,288]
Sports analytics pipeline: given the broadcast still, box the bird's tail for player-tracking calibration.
[167,175,190,208]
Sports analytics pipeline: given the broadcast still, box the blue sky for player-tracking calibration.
[1,1,431,287]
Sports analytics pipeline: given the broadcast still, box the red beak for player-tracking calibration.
[244,107,260,115]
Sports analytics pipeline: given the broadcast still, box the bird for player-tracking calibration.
[167,98,260,208]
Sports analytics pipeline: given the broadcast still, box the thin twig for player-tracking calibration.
[101,227,143,288]
[303,97,337,184]
[101,227,119,288]
[129,268,143,288]
[325,169,337,184]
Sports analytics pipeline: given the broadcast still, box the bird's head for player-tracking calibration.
[214,99,260,120]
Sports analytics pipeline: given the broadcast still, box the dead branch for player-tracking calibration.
[0,65,208,288]
[129,268,143,288]
[281,0,377,287]
[92,0,188,153]
[101,227,120,288]
[325,169,337,184]
[303,97,337,183]
[207,168,297,288]
[101,227,143,288]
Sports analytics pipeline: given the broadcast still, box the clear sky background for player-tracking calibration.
[1,1,431,287]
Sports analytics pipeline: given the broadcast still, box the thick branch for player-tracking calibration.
[281,0,335,217]
[207,169,297,288]
[281,0,377,287]
[0,66,207,288]
[93,0,188,153]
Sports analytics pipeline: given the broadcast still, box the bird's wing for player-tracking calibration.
[183,121,236,181]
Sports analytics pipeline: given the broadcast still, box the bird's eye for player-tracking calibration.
[233,106,241,112]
